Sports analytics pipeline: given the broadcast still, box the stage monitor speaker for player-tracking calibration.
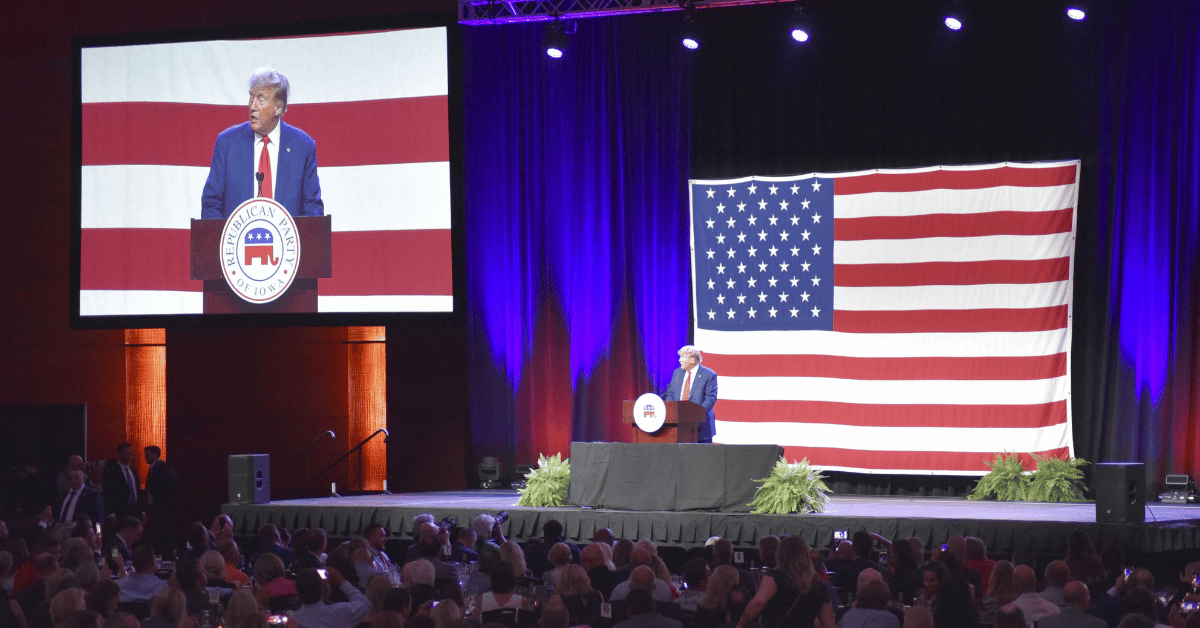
[228,454,270,505]
[1094,462,1145,523]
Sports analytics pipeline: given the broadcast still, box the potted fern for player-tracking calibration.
[1026,454,1089,502]
[748,457,831,514]
[516,453,571,507]
[968,453,1030,501]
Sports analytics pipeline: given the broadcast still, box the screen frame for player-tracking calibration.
[70,15,466,329]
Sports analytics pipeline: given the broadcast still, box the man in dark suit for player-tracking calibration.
[102,442,140,520]
[662,345,719,443]
[142,445,178,535]
[57,469,103,526]
[201,67,324,219]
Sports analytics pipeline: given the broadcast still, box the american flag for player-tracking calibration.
[689,162,1078,475]
[79,28,452,316]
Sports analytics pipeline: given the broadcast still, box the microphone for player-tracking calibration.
[326,430,336,440]
[256,171,264,197]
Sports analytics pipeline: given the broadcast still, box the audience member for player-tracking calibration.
[541,543,573,588]
[1043,560,1072,607]
[525,521,579,579]
[917,562,950,607]
[142,446,179,539]
[86,579,121,621]
[826,542,855,575]
[593,529,616,546]
[293,567,371,628]
[143,587,187,628]
[1003,565,1060,624]
[449,528,479,563]
[381,587,412,618]
[541,595,571,628]
[1039,581,1108,628]
[611,566,673,604]
[838,579,900,628]
[698,566,742,628]
[556,564,604,627]
[250,525,293,572]
[904,605,934,628]
[889,537,924,604]
[836,532,885,596]
[758,537,780,570]
[214,540,251,589]
[614,540,636,575]
[209,515,235,545]
[401,558,438,610]
[981,561,1016,622]
[737,536,833,628]
[616,589,684,628]
[993,606,1026,628]
[253,553,296,609]
[499,541,531,579]
[581,543,623,600]
[678,558,710,612]
[962,538,996,590]
[223,590,260,628]
[181,520,213,560]
[105,518,142,568]
[471,562,528,622]
[117,545,167,603]
[933,576,978,628]
[49,588,88,628]
[56,470,103,527]
[102,444,140,520]
[1066,531,1106,584]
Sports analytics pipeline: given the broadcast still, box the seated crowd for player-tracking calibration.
[3,511,1200,628]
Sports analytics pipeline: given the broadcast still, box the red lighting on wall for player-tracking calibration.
[348,326,386,490]
[125,328,166,485]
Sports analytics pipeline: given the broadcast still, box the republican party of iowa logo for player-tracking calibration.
[220,198,301,304]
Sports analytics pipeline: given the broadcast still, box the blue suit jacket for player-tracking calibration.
[663,365,718,442]
[201,121,324,219]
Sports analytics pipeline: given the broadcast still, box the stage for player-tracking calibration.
[222,490,1200,558]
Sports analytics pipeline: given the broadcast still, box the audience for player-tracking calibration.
[293,567,371,628]
[738,536,833,628]
[837,579,900,628]
[616,588,684,628]
[1004,565,1060,624]
[697,565,742,628]
[117,545,167,603]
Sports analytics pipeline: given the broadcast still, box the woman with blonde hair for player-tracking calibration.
[253,553,296,607]
[696,565,741,628]
[737,535,834,628]
[366,573,398,624]
[499,541,531,578]
[612,540,634,572]
[143,588,187,628]
[981,561,1016,622]
[555,565,604,626]
[429,599,462,628]
[224,590,261,628]
[649,555,679,598]
[49,588,87,628]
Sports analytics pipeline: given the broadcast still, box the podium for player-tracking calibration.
[190,216,332,314]
[622,400,706,444]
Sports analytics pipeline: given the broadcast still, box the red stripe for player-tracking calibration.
[834,165,1078,195]
[832,306,1068,333]
[321,230,452,296]
[834,209,1073,241]
[81,97,449,167]
[81,229,199,291]
[704,353,1066,380]
[718,400,1068,428]
[81,227,452,296]
[776,447,1071,472]
[835,258,1070,287]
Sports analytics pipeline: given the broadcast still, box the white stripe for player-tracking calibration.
[80,290,202,316]
[82,28,448,104]
[720,375,1067,405]
[833,232,1073,265]
[833,184,1075,219]
[318,295,452,312]
[695,327,1069,358]
[713,420,1071,453]
[82,163,451,231]
[834,281,1069,311]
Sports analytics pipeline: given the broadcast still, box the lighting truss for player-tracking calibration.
[460,0,794,25]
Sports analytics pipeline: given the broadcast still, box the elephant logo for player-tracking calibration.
[243,228,279,266]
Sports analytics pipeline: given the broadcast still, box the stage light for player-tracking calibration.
[943,0,964,30]
[1159,474,1198,503]
[478,456,503,489]
[1066,7,1085,20]
[944,15,962,30]
[789,4,812,43]
[544,22,567,58]
[682,37,699,50]
[680,4,701,50]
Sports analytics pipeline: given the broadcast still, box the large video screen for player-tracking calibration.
[74,23,457,325]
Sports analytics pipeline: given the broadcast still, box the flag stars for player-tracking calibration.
[758,230,769,241]
[801,230,811,240]
[768,276,778,287]
[812,244,822,255]
[726,278,736,288]
[747,246,757,257]
[790,184,800,194]
[790,307,800,317]
[790,216,801,226]
[779,292,789,303]
[717,294,726,304]
[737,232,747,243]
[811,306,821,317]
[779,200,789,211]
[779,231,790,241]
[706,279,715,289]
[737,263,747,274]
[757,292,768,302]
[716,264,726,274]
[737,202,747,212]
[747,215,758,226]
[727,218,736,228]
[768,185,778,195]
[737,294,747,304]
[758,199,768,210]
[812,213,821,224]
[706,249,716,259]
[769,215,779,226]
[801,199,811,210]
[811,276,821,286]
[747,307,757,318]
[747,183,757,194]
[800,291,810,302]
[768,307,778,318]
[727,187,737,197]
[705,219,715,229]
[811,180,822,191]
[800,261,811,272]
[706,188,715,198]
[716,203,726,213]
[726,248,736,259]
[707,310,716,319]
[780,261,790,272]
[790,246,801,256]
[758,262,768,272]
[768,246,779,257]
[747,277,758,288]
[790,277,800,287]
[716,234,726,244]
[727,309,736,319]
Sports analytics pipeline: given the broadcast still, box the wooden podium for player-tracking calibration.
[622,400,707,444]
[190,215,332,314]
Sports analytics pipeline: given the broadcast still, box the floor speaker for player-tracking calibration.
[1094,462,1145,523]
[228,454,270,504]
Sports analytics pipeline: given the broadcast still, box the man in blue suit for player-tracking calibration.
[201,67,324,219]
[663,345,718,443]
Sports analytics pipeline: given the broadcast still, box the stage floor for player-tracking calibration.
[222,490,1200,558]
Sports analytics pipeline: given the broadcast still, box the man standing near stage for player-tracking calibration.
[663,345,718,443]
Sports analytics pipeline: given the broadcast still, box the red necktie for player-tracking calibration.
[258,136,272,199]
[681,371,692,401]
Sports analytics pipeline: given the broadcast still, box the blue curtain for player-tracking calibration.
[463,15,692,470]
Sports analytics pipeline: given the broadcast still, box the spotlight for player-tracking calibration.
[477,456,502,489]
[544,21,567,58]
[1066,7,1085,20]
[680,3,701,50]
[682,36,699,50]
[789,4,812,43]
[943,1,964,30]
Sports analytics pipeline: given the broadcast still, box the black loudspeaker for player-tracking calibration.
[1094,462,1145,523]
[228,454,270,504]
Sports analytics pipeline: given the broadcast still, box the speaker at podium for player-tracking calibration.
[623,393,706,443]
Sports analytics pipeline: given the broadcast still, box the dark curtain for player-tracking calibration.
[463,15,692,475]
[463,0,1200,492]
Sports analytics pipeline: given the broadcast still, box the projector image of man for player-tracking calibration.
[201,67,324,219]
[663,345,718,443]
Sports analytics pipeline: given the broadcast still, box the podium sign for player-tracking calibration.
[622,399,706,444]
[191,210,332,314]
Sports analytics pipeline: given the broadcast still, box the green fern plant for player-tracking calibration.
[748,458,831,514]
[516,453,571,507]
[968,452,1030,501]
[1026,454,1089,502]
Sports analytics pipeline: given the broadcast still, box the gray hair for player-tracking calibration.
[249,67,289,109]
[472,514,495,538]
[678,345,702,364]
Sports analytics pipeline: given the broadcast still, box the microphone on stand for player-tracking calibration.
[256,171,264,197]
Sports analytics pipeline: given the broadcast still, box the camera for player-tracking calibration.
[495,511,510,525]
[437,516,457,532]
[833,530,848,541]
[1181,600,1200,616]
